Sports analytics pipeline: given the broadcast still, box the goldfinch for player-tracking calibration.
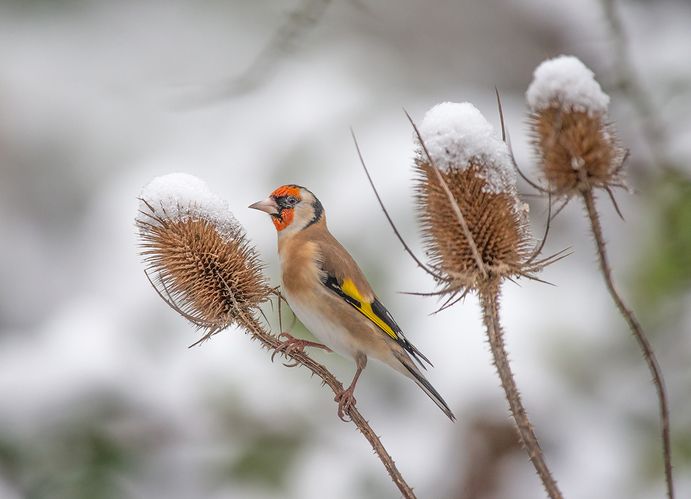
[250,185,455,422]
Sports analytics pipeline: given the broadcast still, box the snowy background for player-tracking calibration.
[0,0,690,498]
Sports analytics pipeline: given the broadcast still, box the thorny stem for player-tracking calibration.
[582,188,674,499]
[146,265,416,496]
[242,313,418,499]
[601,0,667,168]
[177,0,334,106]
[597,6,675,493]
[480,281,564,499]
[351,129,448,283]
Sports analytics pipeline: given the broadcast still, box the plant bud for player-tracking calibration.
[414,102,532,293]
[136,173,271,339]
[526,55,626,196]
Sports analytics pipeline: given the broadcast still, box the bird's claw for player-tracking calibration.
[271,332,328,362]
[334,387,356,422]
[271,332,300,362]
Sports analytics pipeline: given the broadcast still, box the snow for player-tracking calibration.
[417,102,517,195]
[526,55,610,115]
[137,172,240,241]
[0,2,689,498]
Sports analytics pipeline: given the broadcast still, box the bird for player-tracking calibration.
[249,184,455,422]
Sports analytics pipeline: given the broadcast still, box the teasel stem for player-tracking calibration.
[601,0,667,167]
[479,280,564,499]
[136,173,417,499]
[582,186,674,499]
[408,102,564,496]
[241,308,417,499]
[152,279,417,498]
[351,128,448,283]
[526,54,673,497]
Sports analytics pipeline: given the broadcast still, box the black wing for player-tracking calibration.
[323,273,432,368]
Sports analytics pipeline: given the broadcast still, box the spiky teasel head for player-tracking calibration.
[136,173,272,343]
[414,102,536,298]
[526,55,627,198]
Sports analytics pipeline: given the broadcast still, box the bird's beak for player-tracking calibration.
[249,197,279,215]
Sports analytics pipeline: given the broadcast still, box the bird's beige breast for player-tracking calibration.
[277,231,397,364]
[278,236,322,300]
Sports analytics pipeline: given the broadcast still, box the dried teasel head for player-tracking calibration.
[136,173,272,342]
[414,102,535,298]
[526,55,626,197]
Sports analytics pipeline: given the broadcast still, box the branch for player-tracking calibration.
[243,309,418,499]
[601,0,667,168]
[176,0,334,106]
[582,188,674,499]
[479,281,564,499]
[351,128,448,282]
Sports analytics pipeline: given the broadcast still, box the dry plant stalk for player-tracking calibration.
[527,55,674,499]
[135,173,417,499]
[412,103,563,499]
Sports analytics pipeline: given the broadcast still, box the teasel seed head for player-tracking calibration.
[414,102,534,297]
[136,173,272,342]
[526,55,627,197]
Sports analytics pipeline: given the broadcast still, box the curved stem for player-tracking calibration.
[582,188,674,499]
[351,129,448,282]
[602,0,667,167]
[243,314,417,499]
[480,281,563,499]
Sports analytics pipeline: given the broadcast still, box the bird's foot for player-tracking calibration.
[334,386,357,422]
[271,332,331,363]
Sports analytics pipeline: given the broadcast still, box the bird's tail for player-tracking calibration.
[394,351,456,422]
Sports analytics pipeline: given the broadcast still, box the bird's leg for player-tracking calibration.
[335,356,367,422]
[271,332,332,362]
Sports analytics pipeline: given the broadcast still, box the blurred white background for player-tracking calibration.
[0,0,690,498]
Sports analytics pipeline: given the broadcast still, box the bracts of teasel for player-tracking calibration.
[413,102,564,499]
[134,173,419,499]
[527,56,675,499]
[414,102,537,298]
[135,173,273,342]
[526,55,626,198]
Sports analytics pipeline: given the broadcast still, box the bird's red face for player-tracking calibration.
[249,185,302,231]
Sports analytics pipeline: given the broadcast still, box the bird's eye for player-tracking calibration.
[286,196,298,206]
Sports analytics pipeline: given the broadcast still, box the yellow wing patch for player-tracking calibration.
[341,279,398,341]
